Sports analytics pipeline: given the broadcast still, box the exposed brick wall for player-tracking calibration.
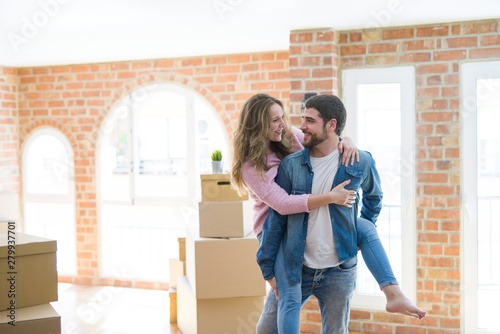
[0,67,20,194]
[16,52,290,287]
[289,28,339,121]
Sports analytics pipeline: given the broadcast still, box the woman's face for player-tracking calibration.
[266,103,285,143]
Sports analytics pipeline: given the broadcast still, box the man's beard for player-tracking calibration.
[303,127,328,148]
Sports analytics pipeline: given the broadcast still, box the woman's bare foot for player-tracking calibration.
[382,284,427,319]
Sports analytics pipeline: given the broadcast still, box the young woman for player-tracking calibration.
[231,93,426,332]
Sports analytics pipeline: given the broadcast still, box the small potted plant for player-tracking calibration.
[211,150,223,173]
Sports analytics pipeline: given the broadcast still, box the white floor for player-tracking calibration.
[51,283,180,334]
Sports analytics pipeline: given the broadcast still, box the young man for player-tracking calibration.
[257,94,383,333]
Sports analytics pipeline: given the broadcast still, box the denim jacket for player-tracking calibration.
[256,148,383,284]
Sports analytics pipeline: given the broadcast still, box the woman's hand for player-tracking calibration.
[329,180,357,208]
[338,136,359,167]
[267,277,279,300]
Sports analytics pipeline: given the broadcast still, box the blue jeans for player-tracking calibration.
[357,217,398,288]
[256,217,397,333]
[256,232,279,334]
[277,256,357,334]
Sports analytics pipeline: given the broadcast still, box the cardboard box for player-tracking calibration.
[0,232,58,309]
[177,276,264,334]
[169,258,186,289]
[186,228,265,299]
[0,303,61,334]
[169,288,177,323]
[199,201,253,238]
[178,237,186,261]
[201,174,248,202]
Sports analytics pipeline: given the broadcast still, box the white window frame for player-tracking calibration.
[342,66,416,311]
[462,61,500,334]
[22,127,77,275]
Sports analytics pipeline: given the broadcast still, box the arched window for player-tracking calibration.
[22,128,77,275]
[99,83,228,282]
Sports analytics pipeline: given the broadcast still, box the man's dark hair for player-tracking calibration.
[304,94,346,136]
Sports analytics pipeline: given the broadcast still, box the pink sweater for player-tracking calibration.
[242,127,310,236]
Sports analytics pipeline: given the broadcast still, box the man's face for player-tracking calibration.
[299,107,329,149]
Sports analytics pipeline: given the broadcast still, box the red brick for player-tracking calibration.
[218,65,240,73]
[252,53,275,62]
[433,50,466,61]
[301,57,322,66]
[464,22,498,34]
[305,80,333,90]
[228,55,250,63]
[442,221,460,231]
[417,26,449,37]
[446,37,477,48]
[368,43,399,53]
[350,310,370,319]
[340,45,366,56]
[395,326,426,334]
[364,323,393,333]
[428,209,460,220]
[383,28,414,40]
[339,33,348,43]
[341,57,364,67]
[290,69,310,78]
[154,60,174,68]
[442,86,458,97]
[418,173,448,183]
[427,75,442,85]
[420,111,453,122]
[416,88,439,99]
[481,35,500,46]
[261,62,285,71]
[403,40,435,51]
[440,318,460,328]
[350,32,361,42]
[470,48,500,59]
[304,44,335,54]
[418,232,449,243]
[366,55,398,65]
[423,185,454,195]
[312,68,333,78]
[317,31,335,42]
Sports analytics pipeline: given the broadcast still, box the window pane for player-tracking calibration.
[101,204,196,281]
[357,83,402,295]
[100,110,130,201]
[24,201,76,275]
[476,78,500,331]
[135,91,188,197]
[196,98,227,174]
[26,135,70,195]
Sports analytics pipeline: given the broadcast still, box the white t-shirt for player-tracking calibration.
[303,149,340,269]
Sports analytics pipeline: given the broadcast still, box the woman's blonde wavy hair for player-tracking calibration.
[231,93,294,194]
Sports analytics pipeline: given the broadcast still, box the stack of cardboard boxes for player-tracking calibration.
[0,231,60,334]
[176,173,266,334]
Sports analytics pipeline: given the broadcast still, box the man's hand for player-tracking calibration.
[267,277,279,300]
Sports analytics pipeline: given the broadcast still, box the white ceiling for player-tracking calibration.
[0,0,499,67]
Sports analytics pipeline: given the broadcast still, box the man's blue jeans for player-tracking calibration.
[276,255,357,334]
[255,217,397,333]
